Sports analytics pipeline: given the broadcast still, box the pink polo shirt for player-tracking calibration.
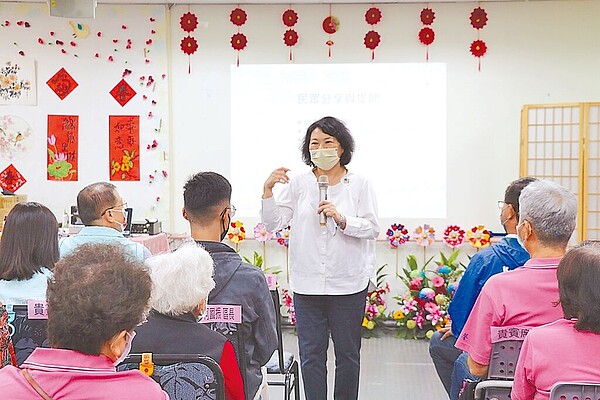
[455,257,563,365]
[512,319,600,400]
[0,348,169,400]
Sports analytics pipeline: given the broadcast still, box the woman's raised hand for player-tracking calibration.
[263,167,290,198]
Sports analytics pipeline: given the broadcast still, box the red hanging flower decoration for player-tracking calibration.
[470,39,487,57]
[231,33,247,51]
[365,7,381,25]
[180,12,198,33]
[282,9,298,27]
[419,27,435,45]
[364,30,380,50]
[180,36,198,55]
[322,16,339,34]
[283,29,298,47]
[470,7,488,29]
[230,8,247,26]
[420,8,435,25]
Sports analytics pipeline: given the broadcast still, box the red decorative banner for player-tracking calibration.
[230,7,247,66]
[282,8,299,61]
[180,11,198,74]
[110,79,136,107]
[364,7,381,60]
[109,115,140,181]
[46,68,78,100]
[418,8,436,61]
[469,7,488,71]
[47,115,78,181]
[0,164,26,193]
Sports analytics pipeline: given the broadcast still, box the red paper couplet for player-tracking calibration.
[46,68,78,100]
[109,115,140,181]
[0,164,26,193]
[47,115,78,181]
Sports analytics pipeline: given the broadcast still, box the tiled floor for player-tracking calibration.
[267,329,448,400]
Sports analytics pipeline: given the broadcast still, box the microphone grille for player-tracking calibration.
[318,175,329,184]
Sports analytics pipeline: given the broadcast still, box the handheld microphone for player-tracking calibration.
[318,175,329,226]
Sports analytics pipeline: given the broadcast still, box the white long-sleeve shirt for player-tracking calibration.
[261,171,380,295]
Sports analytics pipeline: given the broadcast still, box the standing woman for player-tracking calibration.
[261,116,380,400]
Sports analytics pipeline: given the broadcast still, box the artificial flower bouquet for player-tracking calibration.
[362,265,391,336]
[393,250,464,339]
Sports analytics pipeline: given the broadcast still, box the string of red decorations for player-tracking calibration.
[282,9,298,62]
[179,11,198,74]
[418,7,435,61]
[230,7,247,67]
[364,7,381,60]
[469,6,488,71]
[322,5,338,58]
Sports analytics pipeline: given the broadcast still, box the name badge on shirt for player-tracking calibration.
[199,304,242,324]
[27,300,49,319]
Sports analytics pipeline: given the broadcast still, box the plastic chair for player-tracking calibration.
[120,353,225,400]
[461,326,531,400]
[550,382,600,400]
[265,288,300,400]
[6,304,49,366]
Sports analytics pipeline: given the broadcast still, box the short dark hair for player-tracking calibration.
[0,202,59,280]
[76,182,119,225]
[47,243,151,354]
[183,172,232,223]
[504,177,537,220]
[301,116,355,167]
[558,241,600,333]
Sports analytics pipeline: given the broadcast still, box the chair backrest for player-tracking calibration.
[269,288,286,373]
[199,305,247,390]
[550,382,600,400]
[6,304,49,366]
[482,326,531,400]
[120,353,225,400]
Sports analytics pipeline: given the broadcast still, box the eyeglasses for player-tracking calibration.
[497,201,509,210]
[101,202,128,217]
[220,204,236,219]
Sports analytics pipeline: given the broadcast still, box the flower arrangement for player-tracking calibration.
[386,223,410,248]
[467,225,491,249]
[253,223,272,242]
[227,220,246,252]
[362,265,390,335]
[414,224,436,247]
[443,225,465,248]
[281,288,296,325]
[275,226,291,247]
[392,250,464,339]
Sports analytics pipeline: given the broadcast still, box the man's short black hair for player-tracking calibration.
[504,177,537,220]
[183,172,232,224]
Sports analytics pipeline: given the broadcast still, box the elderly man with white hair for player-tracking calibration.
[449,179,577,400]
[132,243,245,400]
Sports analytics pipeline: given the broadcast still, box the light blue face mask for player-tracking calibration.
[516,222,527,250]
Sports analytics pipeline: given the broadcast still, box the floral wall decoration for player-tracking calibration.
[469,6,488,71]
[443,225,465,249]
[230,7,247,66]
[387,223,410,275]
[414,224,436,247]
[0,115,33,161]
[109,115,140,181]
[0,163,26,193]
[228,220,246,252]
[364,7,381,60]
[322,5,339,57]
[254,222,272,264]
[47,115,78,181]
[467,224,491,249]
[418,7,435,61]
[0,60,35,105]
[282,9,299,61]
[180,11,198,74]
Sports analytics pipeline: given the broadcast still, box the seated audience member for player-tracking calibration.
[429,177,535,396]
[452,179,577,400]
[59,182,150,260]
[183,171,277,400]
[0,202,59,305]
[132,243,245,400]
[512,241,600,400]
[0,243,168,399]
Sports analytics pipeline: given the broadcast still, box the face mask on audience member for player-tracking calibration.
[310,148,340,171]
[114,331,135,366]
[219,210,231,242]
[516,222,528,250]
[111,209,127,232]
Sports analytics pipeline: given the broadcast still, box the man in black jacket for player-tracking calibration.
[183,171,277,400]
